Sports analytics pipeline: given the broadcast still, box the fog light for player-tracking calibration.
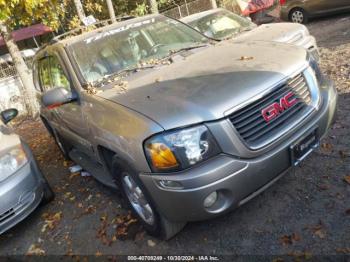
[203,191,218,208]
[158,180,183,189]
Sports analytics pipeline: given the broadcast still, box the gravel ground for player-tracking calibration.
[0,14,349,260]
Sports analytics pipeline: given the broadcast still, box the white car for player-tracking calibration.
[181,8,319,61]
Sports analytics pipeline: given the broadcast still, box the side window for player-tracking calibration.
[38,57,51,91]
[50,56,70,91]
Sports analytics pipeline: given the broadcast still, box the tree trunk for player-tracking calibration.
[73,0,86,22]
[149,0,159,14]
[211,0,218,9]
[0,22,38,118]
[106,0,116,23]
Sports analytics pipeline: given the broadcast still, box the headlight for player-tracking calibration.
[144,125,220,172]
[0,145,28,182]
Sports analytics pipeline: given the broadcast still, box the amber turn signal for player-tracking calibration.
[146,142,178,170]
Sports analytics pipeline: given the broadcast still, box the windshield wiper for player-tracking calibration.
[168,43,209,56]
[101,64,156,82]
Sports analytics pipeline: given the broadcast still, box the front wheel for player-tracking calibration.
[289,8,308,24]
[113,157,186,240]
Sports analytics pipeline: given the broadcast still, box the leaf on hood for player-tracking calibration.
[239,56,254,61]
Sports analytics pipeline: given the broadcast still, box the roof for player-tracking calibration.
[0,24,52,47]
[180,8,225,24]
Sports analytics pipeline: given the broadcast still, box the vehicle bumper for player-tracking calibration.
[140,79,337,222]
[0,145,45,235]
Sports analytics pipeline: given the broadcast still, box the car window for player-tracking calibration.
[189,11,254,39]
[38,57,51,91]
[50,56,70,91]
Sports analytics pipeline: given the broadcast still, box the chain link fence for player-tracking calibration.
[161,0,214,19]
[0,56,33,114]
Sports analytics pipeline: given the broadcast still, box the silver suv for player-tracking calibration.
[33,14,337,239]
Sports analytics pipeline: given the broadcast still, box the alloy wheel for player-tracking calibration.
[122,173,155,225]
[291,10,304,23]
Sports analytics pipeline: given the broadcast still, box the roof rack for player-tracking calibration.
[51,16,135,43]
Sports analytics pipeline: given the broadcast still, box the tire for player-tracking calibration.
[112,156,186,240]
[289,8,308,24]
[41,182,55,205]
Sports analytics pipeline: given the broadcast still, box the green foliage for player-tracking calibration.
[0,0,175,31]
[0,0,63,30]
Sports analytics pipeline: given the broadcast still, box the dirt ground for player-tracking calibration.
[0,14,349,260]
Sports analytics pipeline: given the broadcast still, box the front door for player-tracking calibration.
[38,53,93,156]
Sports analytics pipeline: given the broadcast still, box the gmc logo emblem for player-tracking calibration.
[261,92,298,122]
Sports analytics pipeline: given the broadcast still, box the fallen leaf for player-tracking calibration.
[336,248,350,254]
[311,223,326,239]
[147,239,156,247]
[69,172,80,180]
[314,229,326,239]
[344,176,350,185]
[339,150,348,158]
[318,184,330,191]
[26,244,45,256]
[279,233,301,246]
[239,56,254,61]
[321,143,333,151]
[41,212,63,233]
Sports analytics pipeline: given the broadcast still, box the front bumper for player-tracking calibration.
[0,146,45,235]
[140,79,337,222]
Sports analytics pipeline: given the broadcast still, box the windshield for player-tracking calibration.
[188,11,254,40]
[68,16,209,83]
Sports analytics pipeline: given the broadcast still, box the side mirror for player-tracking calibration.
[42,87,77,109]
[1,108,18,124]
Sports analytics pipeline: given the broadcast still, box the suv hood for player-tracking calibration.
[97,41,308,130]
[235,23,311,47]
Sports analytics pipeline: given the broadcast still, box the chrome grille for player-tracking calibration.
[229,73,312,148]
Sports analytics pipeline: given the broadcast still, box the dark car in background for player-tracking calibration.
[280,0,350,24]
[0,109,54,235]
